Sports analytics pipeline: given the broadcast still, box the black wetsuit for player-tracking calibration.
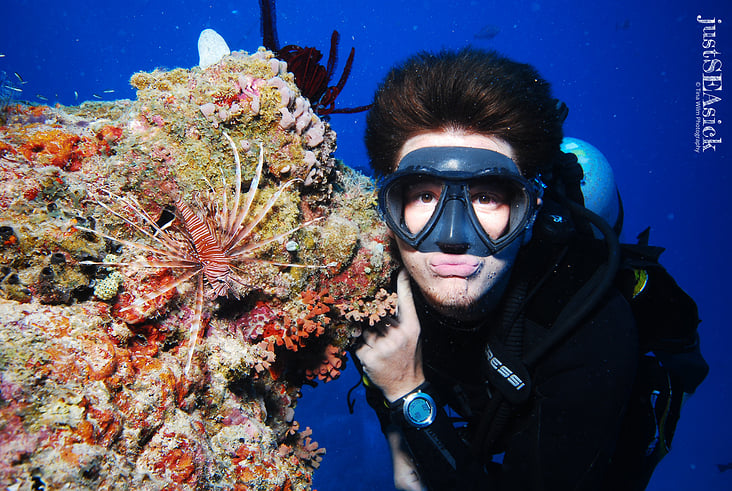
[362,237,639,490]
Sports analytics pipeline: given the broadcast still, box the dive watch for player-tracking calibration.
[401,390,437,428]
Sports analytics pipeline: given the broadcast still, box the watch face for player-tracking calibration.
[403,392,436,428]
[408,398,431,421]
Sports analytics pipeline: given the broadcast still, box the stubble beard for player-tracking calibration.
[419,276,491,318]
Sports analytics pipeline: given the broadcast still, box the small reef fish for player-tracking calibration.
[474,24,501,40]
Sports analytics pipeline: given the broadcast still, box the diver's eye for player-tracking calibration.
[416,192,437,204]
[474,193,497,205]
[470,181,510,211]
[471,192,505,209]
[404,181,442,209]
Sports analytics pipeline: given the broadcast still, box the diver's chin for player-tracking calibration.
[419,285,484,320]
[426,292,502,322]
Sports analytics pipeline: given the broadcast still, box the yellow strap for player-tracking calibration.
[632,268,649,299]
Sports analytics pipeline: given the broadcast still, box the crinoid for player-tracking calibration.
[80,132,332,375]
[259,0,370,115]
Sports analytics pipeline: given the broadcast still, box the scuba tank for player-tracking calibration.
[561,137,623,236]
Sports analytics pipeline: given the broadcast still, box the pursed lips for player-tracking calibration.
[429,254,481,278]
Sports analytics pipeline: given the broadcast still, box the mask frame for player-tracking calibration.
[378,146,543,256]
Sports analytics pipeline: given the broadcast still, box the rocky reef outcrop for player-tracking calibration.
[0,48,396,490]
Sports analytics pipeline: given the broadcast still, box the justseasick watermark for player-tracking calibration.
[695,15,723,153]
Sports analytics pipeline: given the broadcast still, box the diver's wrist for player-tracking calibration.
[384,377,427,404]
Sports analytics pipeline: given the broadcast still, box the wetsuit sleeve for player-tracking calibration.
[500,290,638,490]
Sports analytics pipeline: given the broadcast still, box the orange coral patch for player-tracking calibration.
[154,446,196,484]
[19,129,85,171]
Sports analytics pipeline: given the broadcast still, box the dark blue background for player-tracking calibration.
[3,1,729,489]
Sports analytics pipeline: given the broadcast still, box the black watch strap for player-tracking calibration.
[389,382,437,428]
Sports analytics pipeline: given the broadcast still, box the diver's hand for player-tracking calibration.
[355,269,425,402]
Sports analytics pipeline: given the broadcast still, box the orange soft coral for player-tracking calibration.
[305,344,345,382]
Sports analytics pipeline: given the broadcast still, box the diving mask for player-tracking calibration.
[378,146,543,256]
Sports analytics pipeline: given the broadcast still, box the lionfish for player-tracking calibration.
[81,132,331,375]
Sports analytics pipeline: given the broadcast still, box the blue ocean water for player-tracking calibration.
[2,1,729,489]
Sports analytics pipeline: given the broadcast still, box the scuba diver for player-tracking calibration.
[352,48,708,490]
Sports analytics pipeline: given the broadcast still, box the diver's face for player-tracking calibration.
[393,131,522,318]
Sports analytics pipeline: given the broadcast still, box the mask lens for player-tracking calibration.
[402,178,444,234]
[468,179,516,240]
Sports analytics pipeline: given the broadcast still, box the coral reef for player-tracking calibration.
[0,48,396,489]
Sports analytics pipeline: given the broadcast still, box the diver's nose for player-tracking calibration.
[434,198,471,254]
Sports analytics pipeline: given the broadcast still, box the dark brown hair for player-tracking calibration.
[365,48,564,177]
